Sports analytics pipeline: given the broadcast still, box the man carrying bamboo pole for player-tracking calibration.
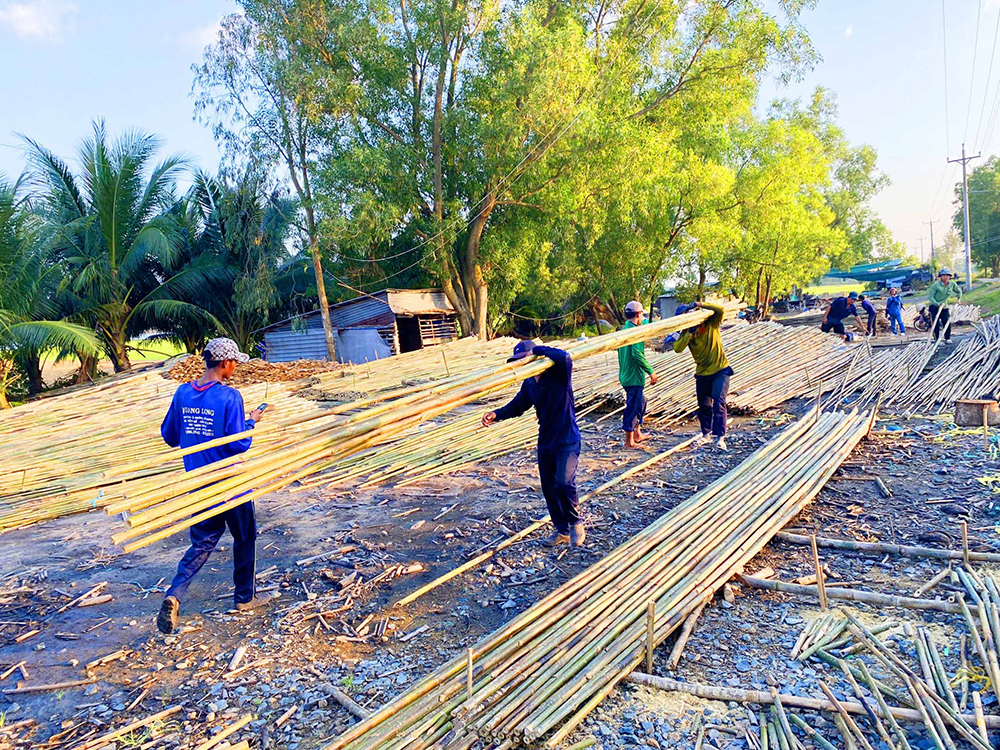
[156,338,269,635]
[662,301,733,452]
[482,341,585,547]
[617,301,659,449]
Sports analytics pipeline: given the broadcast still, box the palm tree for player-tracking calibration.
[0,175,100,408]
[24,121,202,371]
[153,168,298,353]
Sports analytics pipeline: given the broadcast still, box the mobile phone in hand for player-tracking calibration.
[257,403,269,413]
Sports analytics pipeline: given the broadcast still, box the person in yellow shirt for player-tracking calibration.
[663,301,733,451]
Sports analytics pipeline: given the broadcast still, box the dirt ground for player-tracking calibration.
[1,389,998,749]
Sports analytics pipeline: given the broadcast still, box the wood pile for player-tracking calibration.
[324,408,875,749]
[167,355,343,385]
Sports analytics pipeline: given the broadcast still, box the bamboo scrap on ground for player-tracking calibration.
[321,408,875,749]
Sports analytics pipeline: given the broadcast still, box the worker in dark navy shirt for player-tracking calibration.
[156,338,269,634]
[482,341,585,547]
[821,291,864,340]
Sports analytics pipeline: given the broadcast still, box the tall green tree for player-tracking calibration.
[0,176,100,408]
[25,122,202,372]
[228,0,814,337]
[192,14,339,361]
[954,156,1000,277]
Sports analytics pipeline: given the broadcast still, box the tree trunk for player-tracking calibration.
[308,235,337,362]
[463,194,495,340]
[697,263,707,300]
[0,359,13,409]
[23,353,44,395]
[76,354,97,385]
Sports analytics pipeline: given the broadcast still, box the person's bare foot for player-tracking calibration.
[625,432,640,449]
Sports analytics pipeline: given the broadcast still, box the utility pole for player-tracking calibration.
[923,219,937,264]
[918,236,925,261]
[948,143,980,293]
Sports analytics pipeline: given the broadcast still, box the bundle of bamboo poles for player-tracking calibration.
[896,315,1000,414]
[105,306,753,551]
[322,408,875,749]
[298,322,859,492]
[0,337,523,531]
[0,370,328,531]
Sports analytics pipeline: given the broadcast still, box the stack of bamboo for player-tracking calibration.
[105,307,747,551]
[324,408,875,749]
[896,315,1000,413]
[0,371,326,531]
[302,322,858,491]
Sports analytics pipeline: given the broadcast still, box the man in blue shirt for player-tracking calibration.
[821,291,864,340]
[482,341,585,547]
[156,338,268,634]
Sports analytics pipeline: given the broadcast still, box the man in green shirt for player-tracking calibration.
[927,268,963,343]
[617,301,658,449]
[664,301,733,451]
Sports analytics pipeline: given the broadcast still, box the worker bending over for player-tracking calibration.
[157,338,269,635]
[617,300,658,449]
[482,341,585,547]
[821,291,864,340]
[927,268,963,344]
[664,301,732,452]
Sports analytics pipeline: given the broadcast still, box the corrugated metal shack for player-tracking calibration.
[259,289,460,364]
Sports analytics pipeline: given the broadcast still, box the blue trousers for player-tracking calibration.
[166,501,257,605]
[695,367,732,437]
[538,443,581,534]
[888,310,905,334]
[622,385,646,432]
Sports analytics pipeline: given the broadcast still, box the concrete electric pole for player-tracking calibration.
[948,143,980,293]
[923,219,937,264]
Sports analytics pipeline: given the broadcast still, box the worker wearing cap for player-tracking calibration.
[617,301,659,449]
[821,291,864,340]
[482,341,585,547]
[664,301,733,451]
[156,338,270,634]
[927,268,963,344]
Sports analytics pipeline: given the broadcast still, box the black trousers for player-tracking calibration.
[928,304,951,340]
[821,320,846,335]
[166,500,257,605]
[866,312,877,335]
[538,442,581,534]
[622,385,646,432]
[695,367,733,437]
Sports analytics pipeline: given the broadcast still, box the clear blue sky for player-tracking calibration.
[0,0,993,261]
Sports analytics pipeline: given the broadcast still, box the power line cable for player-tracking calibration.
[943,0,952,152]
[965,0,984,144]
[973,3,1000,151]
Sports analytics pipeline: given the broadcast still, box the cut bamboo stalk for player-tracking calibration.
[740,576,963,613]
[624,673,1000,727]
[775,532,1000,563]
